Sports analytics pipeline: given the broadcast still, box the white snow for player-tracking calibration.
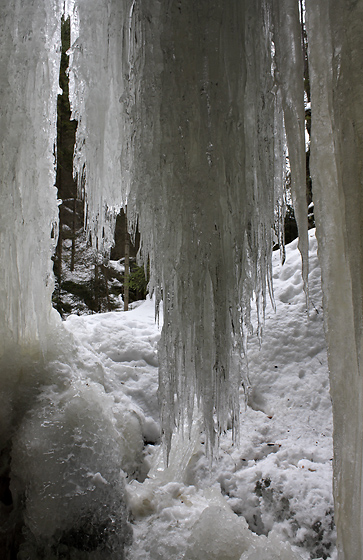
[59,229,334,559]
[3,229,335,558]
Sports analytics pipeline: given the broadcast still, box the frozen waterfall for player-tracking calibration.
[0,0,362,559]
[68,0,308,456]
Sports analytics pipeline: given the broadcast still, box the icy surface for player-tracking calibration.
[0,222,335,558]
[68,0,304,454]
[306,1,363,556]
[22,231,329,560]
[67,0,131,253]
[272,0,309,294]
[0,0,62,353]
[1,1,362,558]
[4,312,144,557]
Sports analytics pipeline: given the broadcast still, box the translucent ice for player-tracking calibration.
[68,0,298,455]
[184,504,254,560]
[0,0,62,354]
[272,0,309,296]
[5,326,137,558]
[306,1,363,557]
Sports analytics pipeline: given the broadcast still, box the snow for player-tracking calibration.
[57,229,334,559]
[109,260,126,275]
[3,229,332,558]
[64,296,160,445]
[212,233,334,559]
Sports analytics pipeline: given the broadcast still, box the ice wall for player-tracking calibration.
[0,3,133,557]
[306,1,363,557]
[69,0,303,455]
[272,0,308,294]
[0,0,61,355]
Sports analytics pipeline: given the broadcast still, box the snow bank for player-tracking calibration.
[1,231,333,559]
[123,231,334,560]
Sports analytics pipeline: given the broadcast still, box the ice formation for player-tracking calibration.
[68,0,308,455]
[306,2,363,557]
[0,0,61,353]
[0,0,362,558]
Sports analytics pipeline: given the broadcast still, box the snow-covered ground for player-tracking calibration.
[62,229,335,560]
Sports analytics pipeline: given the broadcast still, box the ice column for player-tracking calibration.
[70,0,290,453]
[272,0,309,294]
[126,0,305,453]
[0,0,62,356]
[306,1,363,557]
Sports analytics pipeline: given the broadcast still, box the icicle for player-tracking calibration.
[67,0,132,255]
[306,1,363,557]
[122,0,284,453]
[244,0,277,337]
[273,91,288,267]
[272,0,309,300]
[0,0,62,355]
[68,0,295,455]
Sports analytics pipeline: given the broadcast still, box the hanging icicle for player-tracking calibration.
[68,0,296,455]
[272,0,309,299]
[0,0,62,354]
[306,1,363,556]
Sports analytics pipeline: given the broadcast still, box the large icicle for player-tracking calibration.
[272,0,309,297]
[124,0,286,453]
[306,1,363,557]
[67,0,131,254]
[0,0,62,355]
[68,0,290,454]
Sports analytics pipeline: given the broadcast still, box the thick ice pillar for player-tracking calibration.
[306,1,363,557]
[69,0,285,453]
[127,0,283,453]
[0,0,61,356]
